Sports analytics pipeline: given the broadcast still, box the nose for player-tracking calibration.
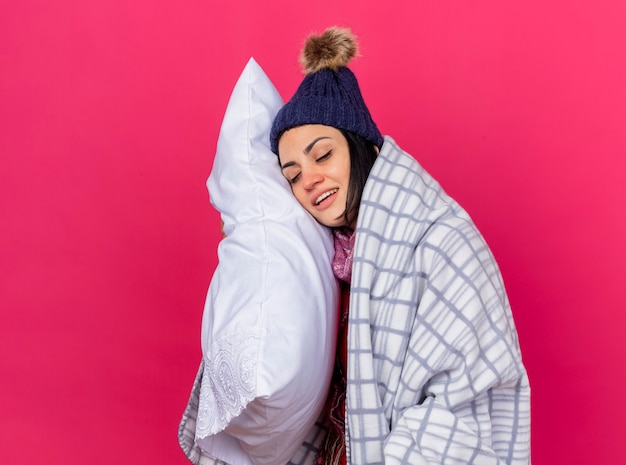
[301,169,324,190]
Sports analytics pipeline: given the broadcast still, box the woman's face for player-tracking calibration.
[278,124,351,228]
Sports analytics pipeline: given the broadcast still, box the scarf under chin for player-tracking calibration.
[332,227,356,283]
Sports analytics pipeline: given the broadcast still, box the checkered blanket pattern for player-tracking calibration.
[342,137,530,464]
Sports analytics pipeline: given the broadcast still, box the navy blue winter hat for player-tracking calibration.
[270,27,383,154]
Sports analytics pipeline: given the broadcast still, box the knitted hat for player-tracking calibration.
[270,27,383,154]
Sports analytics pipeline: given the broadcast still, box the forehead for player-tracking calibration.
[279,124,344,151]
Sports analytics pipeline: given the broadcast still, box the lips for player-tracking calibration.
[314,188,338,206]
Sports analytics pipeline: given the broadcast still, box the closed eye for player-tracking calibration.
[288,172,301,184]
[316,150,332,162]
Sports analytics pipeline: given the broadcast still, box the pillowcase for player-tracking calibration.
[194,58,339,465]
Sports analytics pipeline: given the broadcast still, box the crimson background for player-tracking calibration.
[1,1,625,464]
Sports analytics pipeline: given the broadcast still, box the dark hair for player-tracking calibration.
[341,129,379,226]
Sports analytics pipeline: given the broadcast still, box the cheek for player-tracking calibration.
[333,153,351,184]
[291,186,309,209]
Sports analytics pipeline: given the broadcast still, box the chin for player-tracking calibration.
[308,206,347,228]
[318,215,346,228]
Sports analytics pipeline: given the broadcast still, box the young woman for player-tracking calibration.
[270,27,530,465]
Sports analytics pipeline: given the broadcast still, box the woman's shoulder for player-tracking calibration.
[360,136,486,248]
[364,137,463,220]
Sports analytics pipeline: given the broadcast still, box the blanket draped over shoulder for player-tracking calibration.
[178,136,530,465]
[343,136,529,465]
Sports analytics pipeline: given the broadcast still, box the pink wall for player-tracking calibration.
[1,1,625,463]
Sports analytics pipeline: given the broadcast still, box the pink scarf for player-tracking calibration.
[332,228,355,283]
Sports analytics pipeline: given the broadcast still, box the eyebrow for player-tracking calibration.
[280,136,331,171]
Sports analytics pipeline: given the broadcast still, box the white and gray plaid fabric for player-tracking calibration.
[179,136,530,465]
[342,137,530,464]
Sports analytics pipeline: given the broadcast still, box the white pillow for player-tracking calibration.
[195,58,339,465]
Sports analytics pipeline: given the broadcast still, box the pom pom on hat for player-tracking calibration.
[270,26,383,154]
[300,27,358,73]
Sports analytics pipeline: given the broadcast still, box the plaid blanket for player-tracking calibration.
[343,136,530,464]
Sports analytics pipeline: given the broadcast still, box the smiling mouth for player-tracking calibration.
[315,188,338,205]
